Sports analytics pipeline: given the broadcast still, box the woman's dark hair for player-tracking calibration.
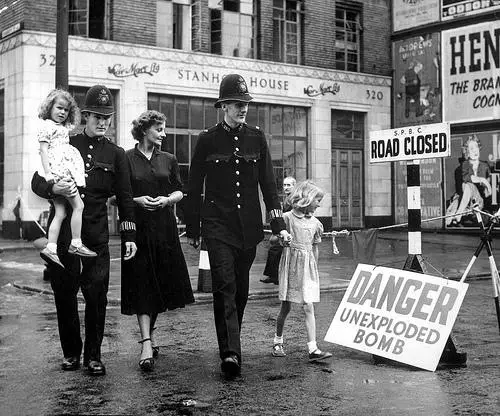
[131,110,167,142]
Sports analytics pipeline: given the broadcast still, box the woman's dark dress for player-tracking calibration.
[121,146,194,315]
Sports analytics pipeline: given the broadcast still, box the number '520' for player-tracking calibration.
[366,90,383,100]
[40,54,56,67]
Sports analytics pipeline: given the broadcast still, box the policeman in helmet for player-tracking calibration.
[32,85,137,376]
[185,74,291,378]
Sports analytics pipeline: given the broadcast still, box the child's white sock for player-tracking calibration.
[46,243,57,253]
[71,238,82,248]
[307,340,318,354]
[274,335,283,345]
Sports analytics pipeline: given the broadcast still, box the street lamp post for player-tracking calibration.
[55,0,68,89]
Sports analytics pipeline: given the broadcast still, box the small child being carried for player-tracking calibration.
[37,89,97,267]
[271,180,332,362]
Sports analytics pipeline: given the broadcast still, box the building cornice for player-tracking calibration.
[2,31,391,87]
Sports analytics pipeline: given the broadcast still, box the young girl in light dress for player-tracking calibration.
[271,180,332,362]
[38,89,96,268]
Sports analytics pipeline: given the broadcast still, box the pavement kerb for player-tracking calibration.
[11,281,349,306]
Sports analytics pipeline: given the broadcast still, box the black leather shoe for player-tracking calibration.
[85,360,106,376]
[62,356,80,371]
[221,355,240,378]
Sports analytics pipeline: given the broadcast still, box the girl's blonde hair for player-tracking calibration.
[289,180,324,212]
[38,89,81,129]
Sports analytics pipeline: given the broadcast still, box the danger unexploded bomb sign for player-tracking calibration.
[325,264,468,371]
[369,122,450,163]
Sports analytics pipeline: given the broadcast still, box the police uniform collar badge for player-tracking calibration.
[222,120,243,133]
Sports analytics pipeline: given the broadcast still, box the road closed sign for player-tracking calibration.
[369,122,450,163]
[325,264,468,371]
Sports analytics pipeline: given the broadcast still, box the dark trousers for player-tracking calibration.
[204,238,256,362]
[50,243,110,363]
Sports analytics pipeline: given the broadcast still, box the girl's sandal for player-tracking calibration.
[150,327,159,358]
[138,338,154,371]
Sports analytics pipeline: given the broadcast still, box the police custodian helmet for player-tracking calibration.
[82,85,115,115]
[214,74,253,108]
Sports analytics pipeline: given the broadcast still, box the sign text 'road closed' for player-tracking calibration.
[324,264,468,371]
[369,122,451,163]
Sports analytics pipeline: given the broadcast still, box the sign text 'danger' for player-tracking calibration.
[325,264,468,371]
[369,122,450,163]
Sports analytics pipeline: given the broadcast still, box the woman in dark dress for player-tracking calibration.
[122,110,194,371]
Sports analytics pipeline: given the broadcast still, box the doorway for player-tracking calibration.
[331,110,365,228]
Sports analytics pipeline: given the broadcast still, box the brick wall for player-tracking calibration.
[111,0,155,46]
[0,0,27,34]
[303,0,336,69]
[259,0,273,62]
[191,0,209,52]
[23,0,57,32]
[362,0,392,76]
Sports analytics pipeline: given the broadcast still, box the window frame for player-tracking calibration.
[209,0,256,58]
[272,0,304,65]
[69,0,110,39]
[334,2,362,72]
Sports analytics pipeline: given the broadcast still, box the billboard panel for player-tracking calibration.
[394,33,442,128]
[393,0,440,32]
[442,21,500,123]
[442,0,500,20]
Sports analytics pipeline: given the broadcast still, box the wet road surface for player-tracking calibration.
[0,278,499,415]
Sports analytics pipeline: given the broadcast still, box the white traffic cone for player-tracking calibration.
[197,240,212,292]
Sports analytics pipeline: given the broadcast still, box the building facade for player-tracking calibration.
[392,0,500,229]
[0,0,392,238]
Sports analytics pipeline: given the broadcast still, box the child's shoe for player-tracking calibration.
[68,243,97,257]
[40,247,64,268]
[308,349,332,362]
[272,344,286,357]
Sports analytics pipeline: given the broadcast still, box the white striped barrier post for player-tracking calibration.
[197,240,212,293]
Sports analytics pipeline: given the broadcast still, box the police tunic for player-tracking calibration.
[31,131,136,244]
[185,121,285,249]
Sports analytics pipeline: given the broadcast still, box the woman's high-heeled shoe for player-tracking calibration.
[138,338,154,371]
[151,327,159,358]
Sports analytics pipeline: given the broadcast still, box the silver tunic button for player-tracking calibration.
[235,147,239,151]
[234,136,239,141]
[87,154,92,159]
[104,168,108,171]
[89,145,93,149]
[237,193,240,198]
[81,194,85,199]
[236,171,240,175]
[236,182,240,186]
[237,204,241,209]
[86,163,90,168]
[235,159,239,164]
[84,173,88,178]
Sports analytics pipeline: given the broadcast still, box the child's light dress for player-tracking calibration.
[278,210,324,304]
[37,118,85,187]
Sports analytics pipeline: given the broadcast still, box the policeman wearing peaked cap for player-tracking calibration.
[185,74,292,378]
[31,84,137,376]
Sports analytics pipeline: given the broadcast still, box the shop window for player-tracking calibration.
[335,2,362,72]
[69,0,110,39]
[157,0,192,50]
[0,88,4,207]
[209,0,255,58]
[272,0,303,64]
[147,94,308,219]
[263,104,308,193]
